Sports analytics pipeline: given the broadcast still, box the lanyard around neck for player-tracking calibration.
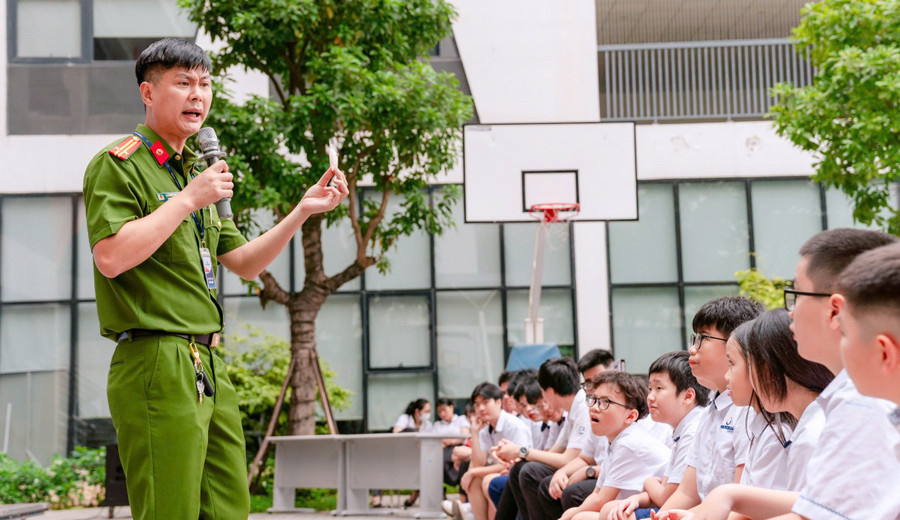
[133,131,205,241]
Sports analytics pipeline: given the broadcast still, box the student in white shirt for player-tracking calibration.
[463,382,532,520]
[656,229,900,520]
[492,358,592,520]
[654,296,764,516]
[656,309,834,520]
[607,351,709,520]
[725,319,793,490]
[432,398,471,488]
[560,371,670,520]
[392,398,432,432]
[834,243,900,463]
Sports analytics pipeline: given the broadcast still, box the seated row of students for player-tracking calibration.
[452,228,900,520]
[650,228,900,520]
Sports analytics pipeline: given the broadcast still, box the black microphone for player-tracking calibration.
[197,127,232,219]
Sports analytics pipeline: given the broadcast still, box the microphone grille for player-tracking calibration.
[198,127,218,150]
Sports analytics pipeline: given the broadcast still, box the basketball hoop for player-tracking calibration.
[528,202,580,223]
[524,203,579,344]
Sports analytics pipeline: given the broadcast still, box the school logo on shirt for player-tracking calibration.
[720,417,734,432]
[577,425,588,435]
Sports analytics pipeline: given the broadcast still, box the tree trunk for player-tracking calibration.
[286,291,327,435]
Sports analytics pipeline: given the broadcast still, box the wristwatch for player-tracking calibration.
[518,446,529,460]
[585,466,597,479]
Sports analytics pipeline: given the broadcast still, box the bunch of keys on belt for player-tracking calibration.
[189,341,215,403]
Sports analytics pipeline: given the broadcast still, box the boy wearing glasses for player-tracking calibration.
[834,243,900,459]
[560,371,670,520]
[605,351,710,520]
[781,229,900,520]
[655,297,764,516]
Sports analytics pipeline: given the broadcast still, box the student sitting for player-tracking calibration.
[606,351,709,520]
[492,358,593,520]
[392,398,432,432]
[657,229,900,520]
[560,371,670,520]
[724,319,793,489]
[432,398,471,488]
[835,242,900,461]
[655,309,833,520]
[654,297,764,516]
[460,382,532,520]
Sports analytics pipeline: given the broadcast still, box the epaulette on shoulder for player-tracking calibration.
[108,135,142,161]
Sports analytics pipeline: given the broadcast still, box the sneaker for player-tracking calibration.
[458,501,474,520]
[442,500,455,517]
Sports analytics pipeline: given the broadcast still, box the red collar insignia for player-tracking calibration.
[150,141,170,165]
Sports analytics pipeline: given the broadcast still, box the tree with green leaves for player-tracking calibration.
[179,0,472,434]
[771,0,900,234]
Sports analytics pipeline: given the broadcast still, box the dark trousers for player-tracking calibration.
[519,462,559,520]
[494,460,526,520]
[444,446,461,486]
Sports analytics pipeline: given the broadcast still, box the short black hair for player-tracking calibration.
[135,38,212,85]
[648,351,709,406]
[692,296,765,337]
[471,382,504,403]
[498,370,516,387]
[577,349,615,374]
[591,371,649,420]
[538,357,580,396]
[436,398,455,408]
[508,369,538,399]
[799,228,897,292]
[519,379,544,405]
[837,242,900,315]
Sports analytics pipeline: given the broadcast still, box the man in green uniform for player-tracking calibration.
[82,38,348,520]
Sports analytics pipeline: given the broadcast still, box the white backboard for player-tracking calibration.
[463,122,638,223]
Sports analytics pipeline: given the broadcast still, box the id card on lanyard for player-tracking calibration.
[134,131,217,290]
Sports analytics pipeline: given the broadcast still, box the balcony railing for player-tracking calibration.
[598,38,814,122]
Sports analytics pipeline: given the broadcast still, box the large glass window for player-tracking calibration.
[367,373,434,431]
[368,295,431,369]
[436,291,504,398]
[11,0,197,61]
[434,203,502,288]
[751,180,821,279]
[16,0,83,59]
[607,178,834,373]
[1,197,74,302]
[679,182,749,282]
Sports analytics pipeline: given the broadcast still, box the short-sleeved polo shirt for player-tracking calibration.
[687,391,745,500]
[553,389,593,452]
[478,410,533,464]
[83,124,247,341]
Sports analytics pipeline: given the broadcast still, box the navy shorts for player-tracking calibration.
[488,475,509,506]
[634,508,659,519]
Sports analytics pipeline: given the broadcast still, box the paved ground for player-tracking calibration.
[33,501,443,519]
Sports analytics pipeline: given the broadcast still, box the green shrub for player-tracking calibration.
[0,446,106,508]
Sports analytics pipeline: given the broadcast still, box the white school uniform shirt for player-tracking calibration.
[531,418,565,451]
[581,433,610,466]
[785,400,825,490]
[687,391,748,500]
[430,414,471,436]
[637,416,674,448]
[793,370,900,520]
[478,410,533,464]
[553,389,594,453]
[393,413,431,432]
[738,407,791,490]
[664,405,705,485]
[594,422,671,500]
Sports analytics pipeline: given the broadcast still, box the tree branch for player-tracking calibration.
[258,269,290,306]
[246,48,287,106]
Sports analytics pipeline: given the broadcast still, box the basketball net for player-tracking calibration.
[525,203,579,344]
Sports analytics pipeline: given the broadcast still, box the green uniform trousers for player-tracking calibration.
[108,334,250,520]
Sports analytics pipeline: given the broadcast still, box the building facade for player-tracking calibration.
[0,0,883,464]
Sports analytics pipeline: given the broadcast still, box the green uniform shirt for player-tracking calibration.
[83,124,247,341]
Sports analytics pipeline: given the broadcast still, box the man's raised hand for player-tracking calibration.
[300,167,349,215]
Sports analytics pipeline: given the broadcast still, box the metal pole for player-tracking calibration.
[526,220,550,344]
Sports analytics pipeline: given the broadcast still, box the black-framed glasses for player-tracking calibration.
[585,394,631,410]
[783,283,832,311]
[689,332,728,350]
